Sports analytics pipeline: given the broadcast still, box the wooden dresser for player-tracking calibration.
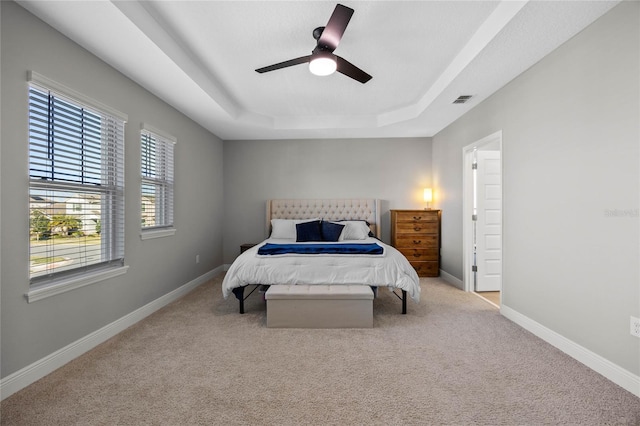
[390,209,441,277]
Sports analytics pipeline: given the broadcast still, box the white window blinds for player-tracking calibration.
[141,126,175,230]
[28,75,126,287]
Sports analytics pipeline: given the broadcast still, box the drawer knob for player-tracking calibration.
[413,227,421,231]
[413,216,422,220]
[413,240,421,244]
[413,253,421,258]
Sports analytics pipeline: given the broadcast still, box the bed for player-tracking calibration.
[222,199,420,314]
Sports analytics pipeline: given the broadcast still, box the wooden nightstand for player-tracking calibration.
[390,209,441,277]
[240,243,258,253]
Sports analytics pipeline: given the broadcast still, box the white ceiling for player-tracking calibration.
[17,0,619,140]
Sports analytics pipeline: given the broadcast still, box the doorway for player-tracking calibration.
[462,131,503,306]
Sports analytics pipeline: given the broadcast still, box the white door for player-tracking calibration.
[475,150,502,291]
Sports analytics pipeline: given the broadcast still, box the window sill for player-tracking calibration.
[26,265,129,303]
[140,228,176,240]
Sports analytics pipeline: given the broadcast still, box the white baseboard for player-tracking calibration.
[438,269,464,289]
[501,304,640,398]
[0,266,223,401]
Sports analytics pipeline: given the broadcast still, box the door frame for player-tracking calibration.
[462,130,503,293]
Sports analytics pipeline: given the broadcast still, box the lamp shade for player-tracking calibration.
[309,51,337,76]
[423,188,433,203]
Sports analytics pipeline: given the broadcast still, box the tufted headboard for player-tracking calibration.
[266,199,381,239]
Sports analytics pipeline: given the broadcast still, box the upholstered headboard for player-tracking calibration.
[266,199,381,239]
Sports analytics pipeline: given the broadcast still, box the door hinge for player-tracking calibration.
[472,162,478,170]
[472,214,477,221]
[472,265,478,272]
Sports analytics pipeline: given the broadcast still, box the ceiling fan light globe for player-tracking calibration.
[309,56,337,76]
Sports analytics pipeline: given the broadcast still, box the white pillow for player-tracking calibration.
[333,220,371,240]
[270,218,319,239]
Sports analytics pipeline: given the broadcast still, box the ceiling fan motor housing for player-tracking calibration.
[313,26,325,41]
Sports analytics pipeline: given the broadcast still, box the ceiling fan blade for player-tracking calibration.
[336,56,372,84]
[255,55,311,73]
[317,4,354,52]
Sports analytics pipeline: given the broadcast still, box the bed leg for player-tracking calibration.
[232,287,245,314]
[402,290,407,315]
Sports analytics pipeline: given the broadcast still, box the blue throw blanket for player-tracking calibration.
[257,242,384,256]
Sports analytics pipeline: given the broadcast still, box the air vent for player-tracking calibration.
[453,95,472,104]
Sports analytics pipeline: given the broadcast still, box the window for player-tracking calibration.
[140,125,175,238]
[28,72,127,299]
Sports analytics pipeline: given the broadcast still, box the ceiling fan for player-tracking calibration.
[255,4,372,84]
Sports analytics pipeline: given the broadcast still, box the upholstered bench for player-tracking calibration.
[265,284,374,328]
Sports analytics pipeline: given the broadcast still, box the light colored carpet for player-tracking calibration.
[2,275,639,425]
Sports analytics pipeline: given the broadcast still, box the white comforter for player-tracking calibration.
[222,238,421,302]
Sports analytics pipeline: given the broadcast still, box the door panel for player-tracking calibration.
[475,150,502,292]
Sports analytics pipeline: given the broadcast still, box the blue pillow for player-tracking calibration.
[321,221,345,242]
[296,220,322,242]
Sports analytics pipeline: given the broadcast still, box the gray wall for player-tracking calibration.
[1,2,224,378]
[223,138,432,263]
[432,1,639,374]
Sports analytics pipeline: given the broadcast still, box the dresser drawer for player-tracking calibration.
[394,211,439,223]
[394,222,438,234]
[409,261,439,277]
[397,248,439,261]
[394,235,438,248]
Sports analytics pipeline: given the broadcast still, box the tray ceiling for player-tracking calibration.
[17,1,619,140]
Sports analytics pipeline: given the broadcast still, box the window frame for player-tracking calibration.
[140,124,176,240]
[26,71,129,302]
